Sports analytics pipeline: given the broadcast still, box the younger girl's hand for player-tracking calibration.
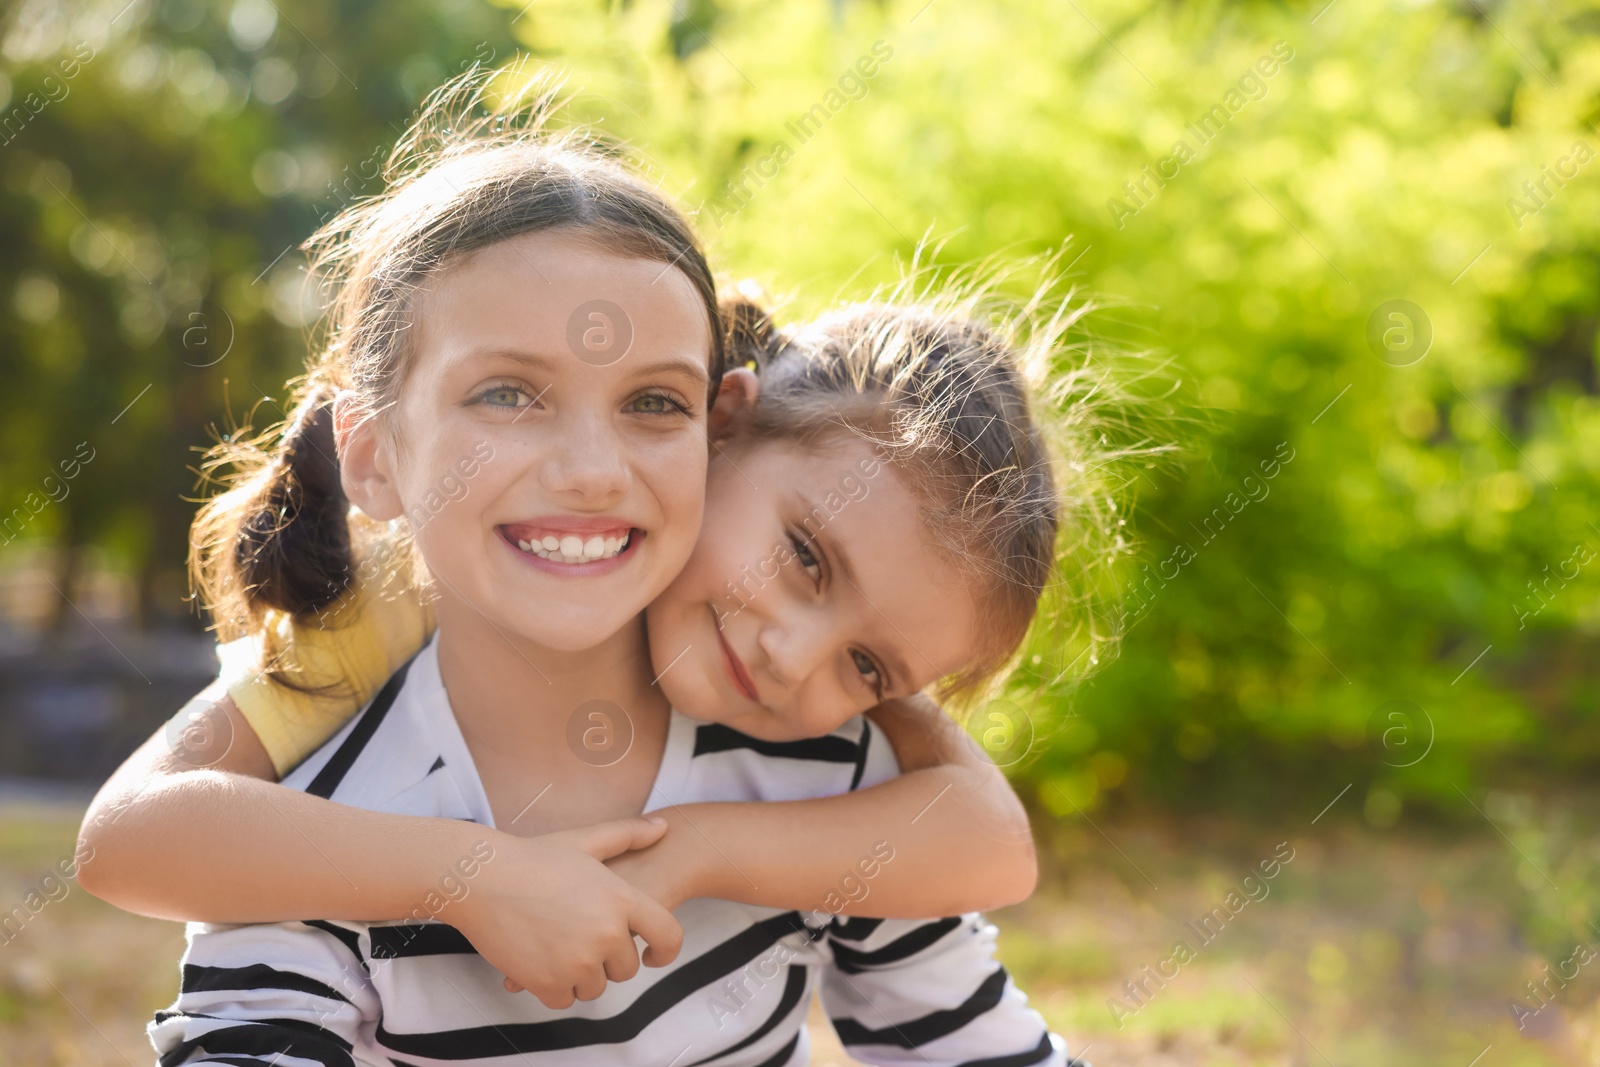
[443,816,684,1008]
[602,804,704,915]
[500,809,704,996]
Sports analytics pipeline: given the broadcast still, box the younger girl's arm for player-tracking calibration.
[78,688,684,1009]
[79,576,686,1010]
[83,576,1030,967]
[77,579,446,920]
[605,694,1038,919]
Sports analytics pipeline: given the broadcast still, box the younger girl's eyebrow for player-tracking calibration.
[793,492,846,552]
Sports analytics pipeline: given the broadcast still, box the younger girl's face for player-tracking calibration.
[645,435,980,740]
[344,229,714,652]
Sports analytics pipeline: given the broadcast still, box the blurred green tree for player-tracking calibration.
[475,0,1600,814]
[5,0,1599,812]
[0,0,517,627]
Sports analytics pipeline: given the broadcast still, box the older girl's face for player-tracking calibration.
[339,229,714,652]
[645,434,979,741]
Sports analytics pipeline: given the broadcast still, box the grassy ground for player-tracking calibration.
[2,797,1593,1066]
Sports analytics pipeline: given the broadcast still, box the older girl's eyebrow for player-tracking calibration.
[463,348,559,372]
[464,347,707,386]
[620,356,709,387]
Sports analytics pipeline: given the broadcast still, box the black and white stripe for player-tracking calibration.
[150,639,1075,1066]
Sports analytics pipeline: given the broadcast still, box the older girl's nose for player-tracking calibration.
[541,411,630,502]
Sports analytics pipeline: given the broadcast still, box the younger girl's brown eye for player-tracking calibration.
[850,649,883,693]
[789,533,821,583]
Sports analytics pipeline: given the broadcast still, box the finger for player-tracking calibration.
[631,896,684,968]
[573,969,608,1002]
[534,986,576,1010]
[569,816,669,861]
[502,977,525,993]
[602,939,642,984]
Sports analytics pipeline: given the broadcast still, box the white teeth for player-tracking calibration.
[513,530,632,565]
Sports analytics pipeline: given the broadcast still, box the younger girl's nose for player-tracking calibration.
[755,614,830,692]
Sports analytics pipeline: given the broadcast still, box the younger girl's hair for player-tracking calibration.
[191,69,723,651]
[720,265,1174,706]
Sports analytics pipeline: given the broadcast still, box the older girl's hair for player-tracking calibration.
[722,265,1175,706]
[191,69,723,647]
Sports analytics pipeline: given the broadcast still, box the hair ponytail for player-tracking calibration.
[720,283,787,375]
[190,379,355,642]
[236,385,352,615]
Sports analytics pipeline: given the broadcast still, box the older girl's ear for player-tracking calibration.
[334,393,405,521]
[708,367,760,440]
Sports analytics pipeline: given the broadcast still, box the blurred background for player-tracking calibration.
[3,0,1600,1062]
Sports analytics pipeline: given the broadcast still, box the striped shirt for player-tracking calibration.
[151,639,1080,1067]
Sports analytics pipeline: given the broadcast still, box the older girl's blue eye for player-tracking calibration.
[629,392,691,416]
[482,386,525,407]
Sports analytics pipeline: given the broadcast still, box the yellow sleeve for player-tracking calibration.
[225,581,435,778]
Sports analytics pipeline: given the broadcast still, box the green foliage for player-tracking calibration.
[1,0,517,620]
[5,0,1599,811]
